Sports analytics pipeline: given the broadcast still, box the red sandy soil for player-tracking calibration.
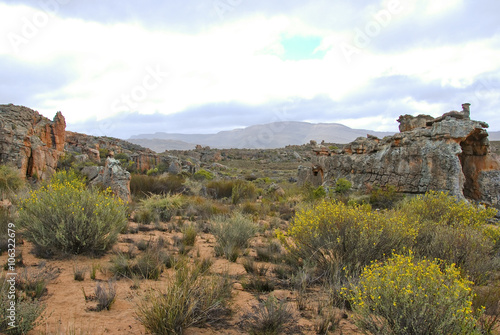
[2,221,362,335]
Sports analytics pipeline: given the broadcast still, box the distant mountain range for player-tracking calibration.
[127,121,396,152]
[128,121,500,152]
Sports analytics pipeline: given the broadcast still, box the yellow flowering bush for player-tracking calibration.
[283,192,499,283]
[399,190,497,228]
[346,252,479,335]
[403,191,499,283]
[283,200,418,275]
[18,170,128,256]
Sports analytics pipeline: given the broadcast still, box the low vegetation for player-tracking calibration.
[211,212,258,261]
[136,262,232,334]
[345,252,478,334]
[1,142,499,334]
[17,170,128,256]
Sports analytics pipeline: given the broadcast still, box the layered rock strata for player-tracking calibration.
[298,104,500,209]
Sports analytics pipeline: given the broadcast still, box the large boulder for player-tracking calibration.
[82,158,131,202]
[299,104,500,210]
[0,104,66,180]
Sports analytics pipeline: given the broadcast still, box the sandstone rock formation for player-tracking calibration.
[298,104,500,210]
[82,158,132,202]
[65,131,160,172]
[0,104,66,180]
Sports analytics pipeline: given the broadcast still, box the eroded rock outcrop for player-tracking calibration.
[65,131,161,171]
[0,104,66,180]
[299,104,500,209]
[82,158,131,202]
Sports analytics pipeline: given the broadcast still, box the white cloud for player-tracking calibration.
[1,0,500,134]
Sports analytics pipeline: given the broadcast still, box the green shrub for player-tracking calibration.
[130,174,185,197]
[0,265,56,334]
[399,190,497,227]
[207,179,234,199]
[18,170,128,256]
[231,181,256,204]
[133,249,165,280]
[193,169,214,181]
[183,195,229,220]
[0,165,23,200]
[114,152,129,161]
[206,179,255,203]
[110,243,168,280]
[137,194,185,223]
[211,213,258,261]
[241,201,259,215]
[401,191,499,284]
[283,191,498,283]
[345,252,479,335]
[134,207,155,225]
[312,186,326,199]
[369,184,402,209]
[136,264,231,334]
[281,200,415,277]
[0,276,46,335]
[334,178,352,194]
[242,275,275,293]
[414,223,497,284]
[181,224,197,247]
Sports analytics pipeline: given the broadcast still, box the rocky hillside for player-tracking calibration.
[0,104,66,180]
[0,104,162,180]
[65,131,160,172]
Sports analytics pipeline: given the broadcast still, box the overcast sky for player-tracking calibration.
[1,0,499,139]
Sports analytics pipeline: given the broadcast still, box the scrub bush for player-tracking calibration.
[345,252,479,334]
[137,263,231,334]
[18,170,128,256]
[281,200,416,276]
[211,213,258,261]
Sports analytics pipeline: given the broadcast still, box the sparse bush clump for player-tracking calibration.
[18,170,128,256]
[0,165,24,200]
[110,245,168,280]
[369,184,402,209]
[193,169,214,181]
[334,178,352,194]
[137,263,232,334]
[246,295,293,335]
[211,213,258,261]
[136,194,185,224]
[231,181,257,204]
[206,179,256,203]
[181,224,197,247]
[0,276,46,334]
[0,265,57,334]
[130,174,185,197]
[345,252,479,334]
[182,195,229,220]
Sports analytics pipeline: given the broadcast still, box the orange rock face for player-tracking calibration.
[0,104,66,180]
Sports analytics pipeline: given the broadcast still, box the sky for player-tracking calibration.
[1,0,499,139]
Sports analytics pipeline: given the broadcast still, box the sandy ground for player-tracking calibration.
[2,222,362,335]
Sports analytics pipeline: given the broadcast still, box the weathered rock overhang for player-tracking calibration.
[298,105,500,209]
